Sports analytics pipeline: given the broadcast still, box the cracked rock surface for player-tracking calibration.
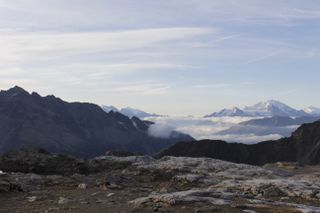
[1,152,320,213]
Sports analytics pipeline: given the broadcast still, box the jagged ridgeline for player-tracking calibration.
[0,86,194,157]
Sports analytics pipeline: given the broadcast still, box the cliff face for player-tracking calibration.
[0,86,193,157]
[157,120,320,165]
[291,121,320,164]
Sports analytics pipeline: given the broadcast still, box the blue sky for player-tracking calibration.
[0,0,319,115]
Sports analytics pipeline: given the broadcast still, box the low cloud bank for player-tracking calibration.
[146,116,298,144]
[148,122,175,138]
[209,134,283,144]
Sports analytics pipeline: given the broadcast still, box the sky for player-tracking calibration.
[0,0,320,116]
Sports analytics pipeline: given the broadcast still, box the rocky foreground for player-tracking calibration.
[1,149,320,213]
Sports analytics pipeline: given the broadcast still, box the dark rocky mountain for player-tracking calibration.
[157,120,320,165]
[0,86,193,157]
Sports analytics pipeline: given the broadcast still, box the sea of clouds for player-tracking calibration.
[147,116,298,144]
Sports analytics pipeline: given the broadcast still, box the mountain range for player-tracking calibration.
[105,100,320,143]
[102,100,320,120]
[204,107,251,117]
[101,106,162,119]
[205,100,319,117]
[0,86,193,157]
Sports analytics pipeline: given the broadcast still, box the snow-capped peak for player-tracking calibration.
[243,100,307,117]
[101,105,118,113]
[232,107,241,112]
[101,105,162,119]
[206,100,311,118]
[120,107,161,119]
[304,106,320,115]
[245,100,290,113]
[205,107,251,117]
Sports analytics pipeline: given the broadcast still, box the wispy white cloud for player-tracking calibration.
[1,0,320,30]
[186,0,320,24]
[206,34,240,46]
[0,0,319,114]
[0,27,212,94]
[192,83,232,89]
[35,62,195,79]
[147,115,285,143]
[242,53,278,65]
[0,28,214,63]
[110,83,171,96]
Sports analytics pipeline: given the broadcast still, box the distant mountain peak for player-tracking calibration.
[2,86,29,96]
[120,107,161,119]
[10,85,26,92]
[101,105,119,113]
[231,107,242,112]
[101,106,162,119]
[206,100,310,118]
[246,100,288,110]
[205,106,251,117]
[243,100,308,117]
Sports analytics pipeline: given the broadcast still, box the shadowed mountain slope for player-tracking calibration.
[0,86,193,157]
